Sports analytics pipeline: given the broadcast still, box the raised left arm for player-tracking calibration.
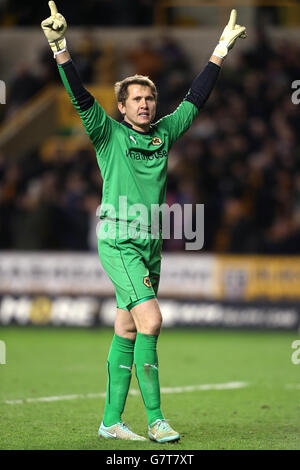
[185,9,246,111]
[153,10,247,146]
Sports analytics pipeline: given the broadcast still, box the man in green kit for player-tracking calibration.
[41,1,246,442]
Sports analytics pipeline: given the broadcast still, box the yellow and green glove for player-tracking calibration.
[213,9,247,59]
[41,1,67,58]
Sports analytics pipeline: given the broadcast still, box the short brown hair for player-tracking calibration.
[114,74,158,104]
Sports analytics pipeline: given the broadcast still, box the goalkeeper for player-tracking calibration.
[41,1,246,443]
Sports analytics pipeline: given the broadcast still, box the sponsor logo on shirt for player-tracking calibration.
[152,137,162,145]
[126,149,167,161]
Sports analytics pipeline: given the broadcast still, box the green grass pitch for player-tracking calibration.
[0,326,300,450]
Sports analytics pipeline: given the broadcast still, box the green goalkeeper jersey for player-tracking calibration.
[58,60,199,231]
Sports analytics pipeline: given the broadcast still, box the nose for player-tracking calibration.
[140,98,148,108]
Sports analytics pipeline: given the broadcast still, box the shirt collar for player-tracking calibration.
[121,120,151,135]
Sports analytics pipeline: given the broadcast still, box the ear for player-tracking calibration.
[118,101,125,116]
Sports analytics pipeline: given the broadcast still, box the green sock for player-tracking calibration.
[134,332,164,426]
[103,334,135,427]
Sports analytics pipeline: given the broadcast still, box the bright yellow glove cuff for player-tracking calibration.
[49,37,67,57]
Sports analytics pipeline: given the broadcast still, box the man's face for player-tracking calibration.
[118,84,157,133]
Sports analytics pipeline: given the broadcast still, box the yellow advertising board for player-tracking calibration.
[216,256,300,301]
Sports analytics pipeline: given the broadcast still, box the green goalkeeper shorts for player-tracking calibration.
[97,222,162,310]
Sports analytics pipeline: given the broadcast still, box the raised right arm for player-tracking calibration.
[41,1,111,150]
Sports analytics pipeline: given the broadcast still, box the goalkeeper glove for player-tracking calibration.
[41,1,67,58]
[213,9,246,59]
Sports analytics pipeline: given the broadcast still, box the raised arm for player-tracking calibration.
[186,9,246,110]
[211,9,246,63]
[156,9,246,147]
[41,1,68,61]
[41,1,112,151]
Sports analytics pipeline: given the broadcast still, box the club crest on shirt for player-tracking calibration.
[152,137,162,146]
[143,276,152,288]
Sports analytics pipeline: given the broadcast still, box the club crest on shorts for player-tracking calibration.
[143,276,152,288]
[152,136,162,146]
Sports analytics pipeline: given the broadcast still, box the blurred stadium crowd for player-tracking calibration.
[0,0,156,26]
[0,28,299,254]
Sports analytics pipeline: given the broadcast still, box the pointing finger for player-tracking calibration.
[49,1,58,16]
[228,9,237,29]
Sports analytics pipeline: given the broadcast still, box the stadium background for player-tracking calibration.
[0,0,300,328]
[1,0,300,452]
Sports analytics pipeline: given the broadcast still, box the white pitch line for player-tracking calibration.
[3,381,248,405]
[160,382,248,393]
[285,384,300,390]
[3,392,107,405]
